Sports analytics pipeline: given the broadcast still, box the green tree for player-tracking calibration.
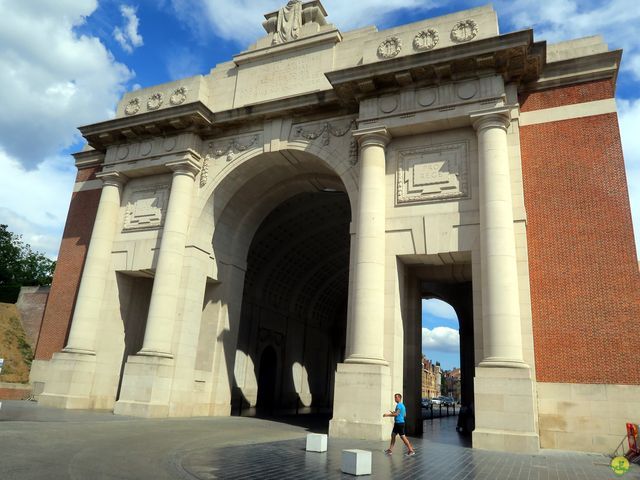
[0,225,55,301]
[0,224,23,285]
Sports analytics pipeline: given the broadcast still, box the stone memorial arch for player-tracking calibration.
[31,1,640,454]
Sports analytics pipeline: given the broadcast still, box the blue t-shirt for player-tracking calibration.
[395,402,406,423]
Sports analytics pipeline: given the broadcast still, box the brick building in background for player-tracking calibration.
[29,2,639,455]
[421,357,442,399]
[444,368,462,402]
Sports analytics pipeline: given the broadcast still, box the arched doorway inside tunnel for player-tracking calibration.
[232,190,351,424]
[256,346,277,414]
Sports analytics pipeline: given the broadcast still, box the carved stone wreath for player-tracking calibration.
[377,36,402,59]
[450,19,478,43]
[147,92,164,111]
[124,98,140,116]
[413,29,439,51]
[170,87,188,106]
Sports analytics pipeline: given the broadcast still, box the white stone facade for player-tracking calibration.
[30,2,638,455]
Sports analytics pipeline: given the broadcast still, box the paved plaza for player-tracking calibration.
[0,400,638,479]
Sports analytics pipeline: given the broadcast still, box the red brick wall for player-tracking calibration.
[520,83,640,385]
[0,386,31,400]
[34,167,102,360]
[520,79,615,112]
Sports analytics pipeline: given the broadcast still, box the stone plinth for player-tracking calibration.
[341,449,372,476]
[306,433,328,452]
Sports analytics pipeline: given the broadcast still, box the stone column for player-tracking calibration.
[64,171,127,355]
[138,158,200,358]
[470,108,539,454]
[345,126,391,365]
[329,126,391,441]
[471,108,526,368]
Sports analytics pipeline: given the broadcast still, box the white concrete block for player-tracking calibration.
[341,449,372,476]
[306,433,328,452]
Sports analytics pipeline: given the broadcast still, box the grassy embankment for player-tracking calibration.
[0,303,33,383]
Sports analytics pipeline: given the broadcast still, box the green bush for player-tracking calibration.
[0,285,21,303]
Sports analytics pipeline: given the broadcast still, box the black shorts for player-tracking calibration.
[392,423,406,436]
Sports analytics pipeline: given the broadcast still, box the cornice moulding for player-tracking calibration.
[326,30,544,102]
[79,102,214,151]
[521,49,622,92]
[73,150,105,169]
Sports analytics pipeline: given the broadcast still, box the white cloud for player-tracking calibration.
[113,5,144,53]
[167,0,438,45]
[618,98,640,249]
[495,0,640,79]
[422,298,458,321]
[0,0,132,170]
[0,150,76,259]
[422,326,459,353]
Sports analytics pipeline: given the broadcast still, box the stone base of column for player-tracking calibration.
[329,363,391,441]
[472,366,540,454]
[113,354,174,418]
[208,402,232,416]
[36,352,97,410]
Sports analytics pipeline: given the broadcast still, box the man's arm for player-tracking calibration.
[383,407,400,418]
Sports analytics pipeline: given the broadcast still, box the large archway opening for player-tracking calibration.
[232,189,351,424]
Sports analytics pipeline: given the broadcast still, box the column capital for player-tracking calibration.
[353,126,391,148]
[95,171,128,188]
[165,153,201,179]
[470,107,511,133]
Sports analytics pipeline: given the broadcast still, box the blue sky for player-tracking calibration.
[422,299,460,370]
[0,1,638,361]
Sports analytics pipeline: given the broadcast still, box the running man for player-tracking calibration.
[383,393,415,456]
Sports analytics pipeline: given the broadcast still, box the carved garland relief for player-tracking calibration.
[211,135,260,163]
[293,119,358,164]
[396,141,469,205]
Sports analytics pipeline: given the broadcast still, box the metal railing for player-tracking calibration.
[421,403,459,419]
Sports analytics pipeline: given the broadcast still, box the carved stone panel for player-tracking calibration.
[396,141,469,205]
[124,185,169,231]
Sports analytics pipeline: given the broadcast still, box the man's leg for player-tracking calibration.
[400,435,415,454]
[386,432,397,453]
